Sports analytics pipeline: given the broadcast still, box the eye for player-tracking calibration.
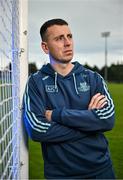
[59,36,64,40]
[56,36,64,41]
[68,34,72,39]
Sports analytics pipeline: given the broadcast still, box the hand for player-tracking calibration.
[88,93,107,110]
[45,110,53,121]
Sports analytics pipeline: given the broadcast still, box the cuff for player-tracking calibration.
[52,109,62,123]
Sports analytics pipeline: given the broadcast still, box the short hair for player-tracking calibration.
[40,18,68,41]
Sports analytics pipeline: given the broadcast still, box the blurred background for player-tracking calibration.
[28,0,123,83]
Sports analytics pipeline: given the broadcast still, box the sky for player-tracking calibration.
[28,0,123,69]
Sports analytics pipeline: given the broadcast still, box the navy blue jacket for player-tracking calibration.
[23,62,115,179]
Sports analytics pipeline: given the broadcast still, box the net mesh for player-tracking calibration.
[0,0,20,179]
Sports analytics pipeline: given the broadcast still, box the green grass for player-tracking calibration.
[29,141,44,179]
[29,83,123,179]
[105,83,123,179]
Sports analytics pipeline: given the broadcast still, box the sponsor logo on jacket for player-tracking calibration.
[45,85,57,93]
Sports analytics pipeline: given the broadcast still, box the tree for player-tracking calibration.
[29,63,38,75]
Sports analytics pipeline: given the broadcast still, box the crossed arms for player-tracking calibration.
[45,93,107,121]
[23,75,115,143]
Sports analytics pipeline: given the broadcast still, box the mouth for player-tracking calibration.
[64,50,73,54]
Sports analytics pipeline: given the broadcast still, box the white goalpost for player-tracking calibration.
[19,0,28,179]
[0,0,28,179]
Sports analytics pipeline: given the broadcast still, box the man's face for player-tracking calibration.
[42,25,74,63]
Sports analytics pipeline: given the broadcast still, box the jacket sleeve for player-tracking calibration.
[22,75,87,143]
[52,73,115,132]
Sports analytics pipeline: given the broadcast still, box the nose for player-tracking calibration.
[64,37,71,46]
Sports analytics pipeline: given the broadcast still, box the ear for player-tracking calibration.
[41,41,49,54]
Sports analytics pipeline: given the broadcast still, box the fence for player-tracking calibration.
[0,0,28,179]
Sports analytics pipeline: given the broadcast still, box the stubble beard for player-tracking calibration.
[54,58,72,64]
[49,53,73,68]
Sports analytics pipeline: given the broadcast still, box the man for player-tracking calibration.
[23,18,115,179]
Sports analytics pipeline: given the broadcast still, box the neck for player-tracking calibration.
[49,55,74,76]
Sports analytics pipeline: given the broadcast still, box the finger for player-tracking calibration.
[93,95,106,107]
[98,101,108,109]
[96,97,107,108]
[89,94,105,109]
[88,94,107,110]
[88,93,101,109]
[45,110,50,119]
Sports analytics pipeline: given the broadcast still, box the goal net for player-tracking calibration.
[0,0,28,179]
